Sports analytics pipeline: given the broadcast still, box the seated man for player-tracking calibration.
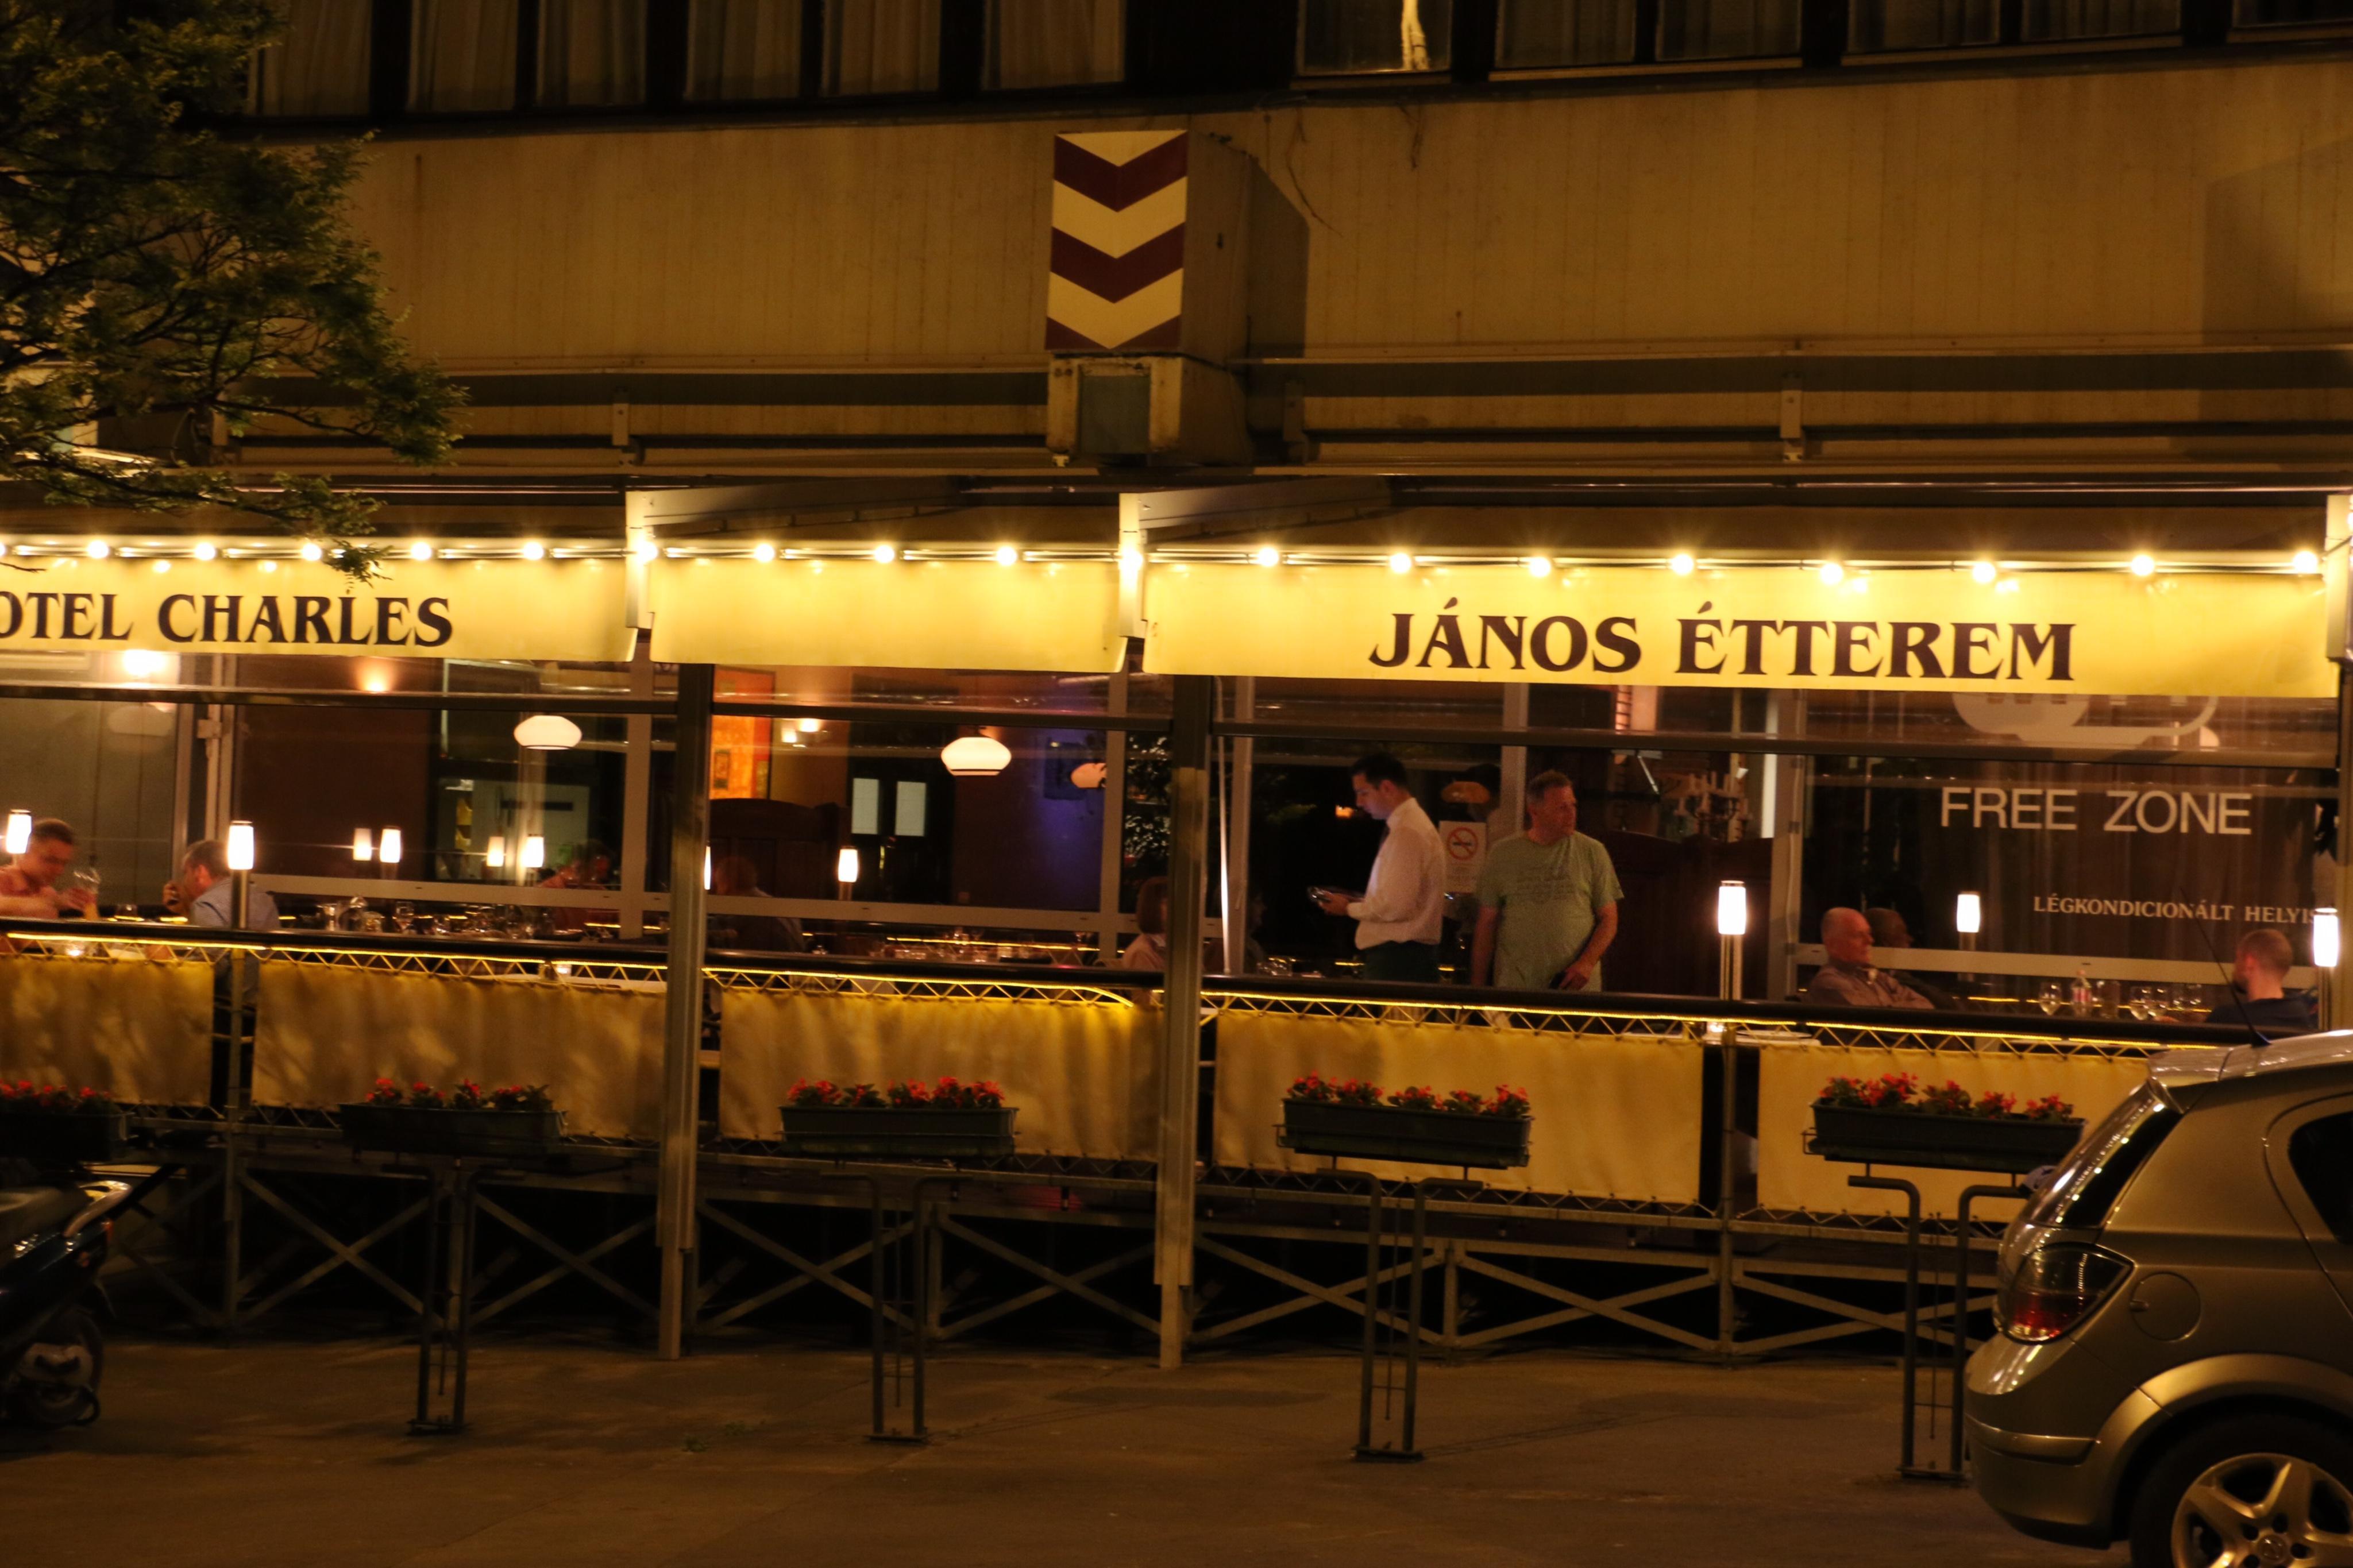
[707,855,805,953]
[2202,926,2316,1037]
[1864,906,1961,1012]
[1804,906,1933,1010]
[0,818,96,918]
[163,839,279,930]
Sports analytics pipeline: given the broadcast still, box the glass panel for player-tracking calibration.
[688,0,805,99]
[1848,0,2000,49]
[1797,691,2336,759]
[1658,0,1804,60]
[411,0,520,111]
[826,0,941,95]
[539,0,648,106]
[1496,0,1640,65]
[986,0,1124,88]
[0,692,183,918]
[896,779,928,837]
[1299,0,1455,75]
[2022,0,2181,38]
[2235,0,2353,20]
[250,0,373,116]
[850,777,881,835]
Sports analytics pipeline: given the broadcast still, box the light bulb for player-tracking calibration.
[1955,891,1983,936]
[797,717,821,735]
[351,827,373,862]
[1818,561,1845,586]
[2316,908,2341,971]
[871,544,897,563]
[1715,881,1749,938]
[1669,553,1695,576]
[1525,556,1551,578]
[1388,551,1413,574]
[193,541,218,561]
[520,540,546,561]
[836,846,861,885]
[151,559,170,574]
[1972,560,1997,584]
[86,540,109,559]
[226,821,256,872]
[1117,546,1143,571]
[299,542,323,562]
[377,827,402,866]
[996,545,1019,566]
[1254,546,1281,568]
[2130,554,2155,577]
[2293,549,2320,576]
[485,836,506,870]
[409,540,433,561]
[122,648,165,678]
[5,809,30,856]
[634,540,658,563]
[752,543,776,562]
[521,835,545,871]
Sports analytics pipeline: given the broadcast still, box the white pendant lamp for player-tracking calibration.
[940,734,1012,777]
[514,714,583,751]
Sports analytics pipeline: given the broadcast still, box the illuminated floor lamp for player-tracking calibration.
[836,846,860,901]
[1955,891,1982,995]
[226,821,256,928]
[2316,907,2340,1030]
[1716,880,1747,1002]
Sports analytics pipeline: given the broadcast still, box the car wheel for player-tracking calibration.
[2129,1414,2353,1568]
[6,1308,103,1430]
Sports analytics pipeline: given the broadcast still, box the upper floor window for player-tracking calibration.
[1657,0,1802,61]
[1496,0,1638,67]
[539,0,647,106]
[411,0,519,111]
[1299,0,1453,76]
[1493,1,1797,67]
[2022,0,2180,37]
[1849,0,1997,51]
[986,0,1124,89]
[249,0,372,117]
[2234,0,2353,21]
[827,0,940,94]
[688,0,807,101]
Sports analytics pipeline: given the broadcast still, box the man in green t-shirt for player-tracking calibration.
[1471,771,1623,993]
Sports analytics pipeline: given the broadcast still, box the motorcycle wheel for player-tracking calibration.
[7,1308,103,1430]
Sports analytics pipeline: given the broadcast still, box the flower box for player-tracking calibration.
[1811,1104,2083,1173]
[778,1106,1019,1160]
[0,1108,128,1164]
[1280,1100,1532,1170]
[338,1104,565,1160]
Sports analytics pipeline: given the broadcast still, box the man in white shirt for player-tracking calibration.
[1316,753,1445,983]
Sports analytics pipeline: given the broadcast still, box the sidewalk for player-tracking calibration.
[3,1334,2120,1567]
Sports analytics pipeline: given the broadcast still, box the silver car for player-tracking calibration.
[1969,1032,2353,1567]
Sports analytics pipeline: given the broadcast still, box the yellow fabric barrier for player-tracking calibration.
[1754,1040,2193,1221]
[718,989,1163,1161]
[252,964,664,1140]
[0,951,213,1104]
[1211,1012,1704,1204]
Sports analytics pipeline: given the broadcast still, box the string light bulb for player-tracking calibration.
[193,541,218,561]
[86,540,109,559]
[1254,546,1281,568]
[2294,549,2321,576]
[1388,551,1413,574]
[1524,555,1552,578]
[299,542,323,562]
[409,540,433,562]
[752,543,777,562]
[520,540,546,561]
[634,540,658,563]
[1669,553,1695,576]
[2130,554,2155,577]
[995,545,1019,566]
[1972,560,1997,584]
[871,544,897,563]
[1818,561,1845,586]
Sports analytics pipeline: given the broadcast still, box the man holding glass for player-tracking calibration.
[0,818,97,918]
[163,839,279,930]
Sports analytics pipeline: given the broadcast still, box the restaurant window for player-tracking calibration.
[826,0,940,95]
[0,670,186,918]
[1495,0,1640,67]
[1299,0,1454,75]
[538,0,647,107]
[688,0,806,100]
[1657,0,1803,60]
[985,0,1125,89]
[411,0,520,112]
[2235,0,2353,21]
[249,0,372,117]
[1847,0,1999,50]
[2022,0,2182,37]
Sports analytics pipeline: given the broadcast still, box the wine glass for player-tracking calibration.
[391,901,415,935]
[2036,981,2062,1017]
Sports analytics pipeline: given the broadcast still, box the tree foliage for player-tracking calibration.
[0,1,461,575]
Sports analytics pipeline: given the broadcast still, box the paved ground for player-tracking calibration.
[4,1332,2123,1567]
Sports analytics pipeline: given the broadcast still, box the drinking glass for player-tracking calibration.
[392,901,415,935]
[2036,981,2062,1016]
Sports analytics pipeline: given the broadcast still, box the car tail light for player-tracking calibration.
[1999,1244,2130,1342]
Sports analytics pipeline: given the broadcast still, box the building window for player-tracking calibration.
[986,0,1124,89]
[249,0,372,117]
[2022,0,2181,38]
[826,0,940,95]
[1299,0,1454,76]
[1849,0,1999,51]
[539,0,647,106]
[1495,0,1639,66]
[688,0,807,101]
[1657,0,1803,60]
[2235,0,2353,21]
[411,0,519,112]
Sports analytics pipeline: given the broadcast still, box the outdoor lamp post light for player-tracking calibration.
[1955,891,1982,952]
[520,835,546,872]
[1716,880,1748,1001]
[836,846,860,899]
[940,733,1012,777]
[4,808,29,856]
[485,835,506,871]
[226,821,256,927]
[703,848,712,892]
[2316,907,2340,1028]
[377,827,402,875]
[351,827,373,863]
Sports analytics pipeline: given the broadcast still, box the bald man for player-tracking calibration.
[1805,906,1933,1010]
[2202,927,2316,1037]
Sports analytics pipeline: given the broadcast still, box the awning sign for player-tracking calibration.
[648,558,1127,673]
[0,556,632,662]
[1141,564,2333,698]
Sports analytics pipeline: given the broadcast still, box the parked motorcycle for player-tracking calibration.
[0,1167,157,1428]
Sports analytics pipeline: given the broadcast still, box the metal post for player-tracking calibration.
[1355,1177,1381,1451]
[1948,1183,2017,1481]
[1096,673,1129,964]
[1851,1173,1926,1475]
[2333,666,2353,1031]
[655,665,714,1360]
[1222,676,1255,975]
[1154,674,1214,1368]
[1715,1025,1740,1353]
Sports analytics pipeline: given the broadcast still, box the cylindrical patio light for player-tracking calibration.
[1955,891,1982,954]
[1716,880,1747,1002]
[836,845,859,898]
[377,827,403,870]
[2316,907,2340,1032]
[520,835,546,872]
[226,821,256,927]
[5,808,30,856]
[485,836,507,871]
[351,826,373,863]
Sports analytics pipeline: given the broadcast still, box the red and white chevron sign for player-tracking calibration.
[1047,130,1189,352]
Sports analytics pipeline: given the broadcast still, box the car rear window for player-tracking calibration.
[2289,1113,2353,1243]
[2020,1084,2182,1233]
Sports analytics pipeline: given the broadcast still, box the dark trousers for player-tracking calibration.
[1360,941,1440,983]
